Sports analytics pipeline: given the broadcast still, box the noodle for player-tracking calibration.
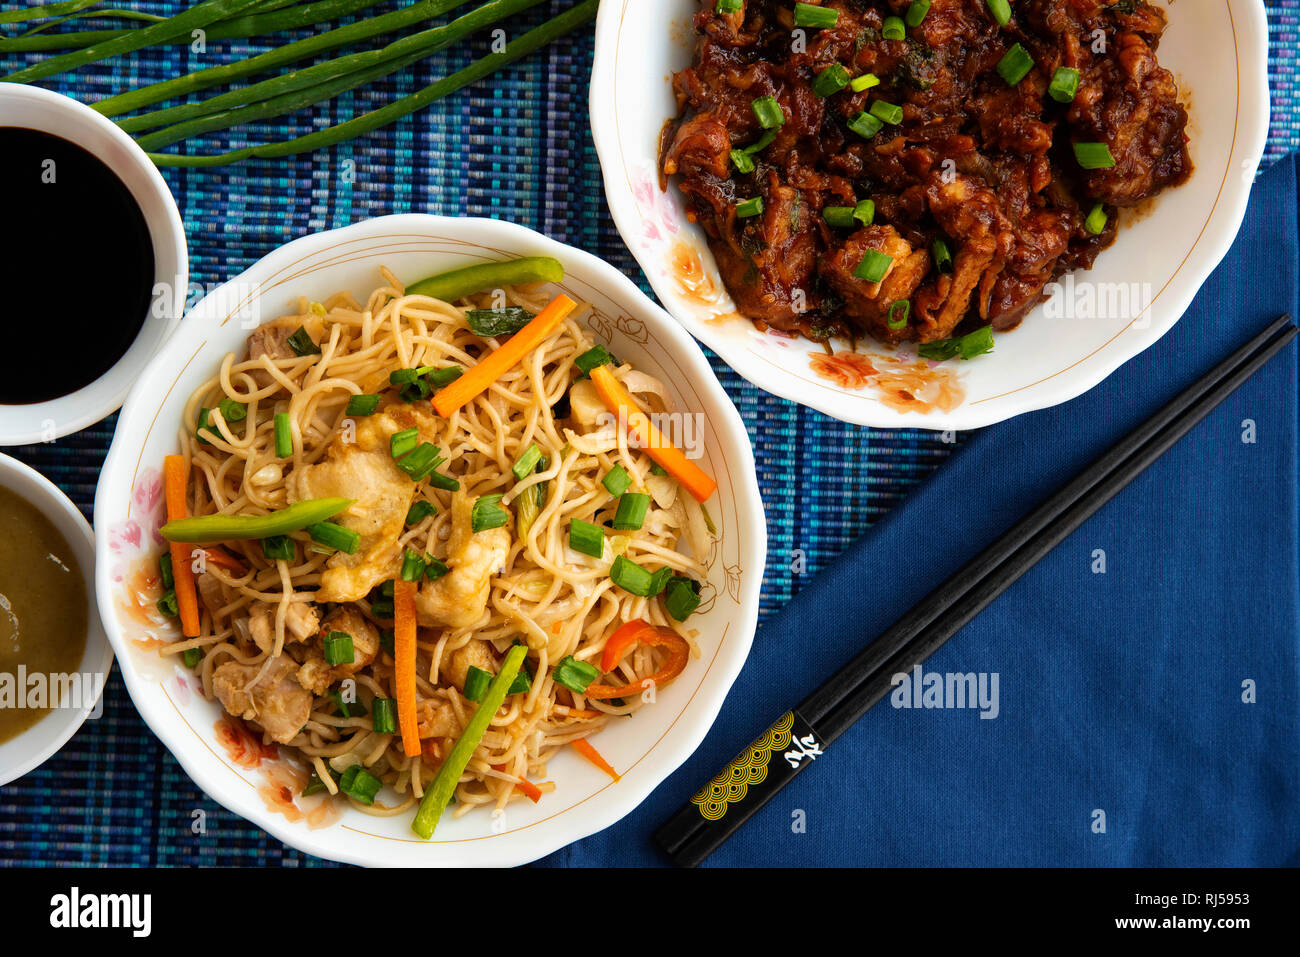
[169,270,712,819]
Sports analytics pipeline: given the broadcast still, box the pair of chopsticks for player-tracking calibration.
[655,314,1297,867]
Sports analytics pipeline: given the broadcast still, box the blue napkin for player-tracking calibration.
[541,154,1300,868]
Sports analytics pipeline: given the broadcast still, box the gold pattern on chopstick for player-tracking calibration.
[691,711,795,821]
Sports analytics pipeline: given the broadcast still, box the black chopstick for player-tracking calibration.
[655,315,1297,867]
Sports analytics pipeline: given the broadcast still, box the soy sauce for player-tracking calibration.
[0,127,155,405]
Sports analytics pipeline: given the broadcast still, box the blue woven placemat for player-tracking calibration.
[0,0,1295,867]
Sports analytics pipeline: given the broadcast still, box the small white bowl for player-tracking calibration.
[0,84,188,445]
[94,215,766,867]
[0,453,113,787]
[590,0,1271,429]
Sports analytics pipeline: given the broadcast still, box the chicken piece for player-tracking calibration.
[820,225,930,343]
[247,600,321,653]
[243,315,325,388]
[445,639,496,693]
[416,492,511,630]
[661,112,732,181]
[417,697,458,739]
[291,405,439,603]
[296,605,380,695]
[212,656,312,745]
[196,572,229,620]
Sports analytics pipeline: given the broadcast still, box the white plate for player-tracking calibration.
[93,215,766,867]
[590,0,1270,429]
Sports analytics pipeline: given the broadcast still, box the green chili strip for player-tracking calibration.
[161,497,352,543]
[406,256,566,304]
[412,644,527,839]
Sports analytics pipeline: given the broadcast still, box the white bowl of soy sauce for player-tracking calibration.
[0,83,187,445]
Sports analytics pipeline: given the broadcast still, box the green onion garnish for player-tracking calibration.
[464,665,492,702]
[751,95,785,129]
[471,494,509,533]
[261,535,295,562]
[467,306,535,338]
[371,698,397,734]
[370,597,394,619]
[308,521,360,554]
[731,149,756,175]
[552,656,599,694]
[406,500,437,525]
[569,519,606,558]
[996,43,1034,86]
[823,206,857,228]
[217,397,247,423]
[196,407,213,445]
[650,463,668,477]
[612,493,651,531]
[390,427,419,460]
[182,646,202,668]
[379,630,395,656]
[870,100,904,125]
[906,0,930,27]
[286,325,321,357]
[339,764,382,805]
[665,576,703,621]
[882,15,905,39]
[156,591,178,618]
[1085,203,1109,235]
[1049,66,1080,103]
[736,197,764,218]
[395,443,441,480]
[273,412,292,458]
[323,631,355,666]
[888,300,911,330]
[715,0,742,12]
[854,250,894,283]
[933,238,953,272]
[847,110,884,139]
[794,2,838,28]
[512,443,542,481]
[425,470,461,492]
[812,63,850,98]
[390,368,420,387]
[575,344,617,375]
[855,199,875,226]
[850,72,881,93]
[986,0,1011,26]
[424,556,450,581]
[426,366,463,388]
[602,465,632,496]
[380,581,395,598]
[918,324,996,361]
[159,552,174,590]
[400,548,427,582]
[610,555,666,597]
[345,394,381,417]
[1073,141,1116,169]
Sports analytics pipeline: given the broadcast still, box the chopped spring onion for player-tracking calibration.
[261,535,295,562]
[424,556,450,581]
[731,149,756,175]
[308,521,360,554]
[406,500,436,525]
[812,63,850,97]
[715,0,741,12]
[379,629,395,656]
[512,443,542,481]
[157,591,179,618]
[338,764,382,805]
[855,199,876,226]
[854,250,894,283]
[612,493,651,531]
[1049,66,1080,103]
[986,0,1011,26]
[848,110,884,139]
[182,646,202,668]
[906,0,930,27]
[1073,141,1116,169]
[159,552,175,590]
[602,465,632,496]
[323,632,355,666]
[882,15,905,39]
[425,470,461,492]
[464,665,492,702]
[467,306,535,338]
[823,206,857,228]
[552,655,599,694]
[217,397,247,423]
[372,698,397,734]
[471,494,510,532]
[286,325,321,357]
[919,324,996,361]
[370,596,394,619]
[850,72,880,93]
[400,548,427,582]
[395,443,441,480]
[1085,203,1109,235]
[569,519,606,558]
[751,95,784,129]
[870,100,904,125]
[665,576,703,620]
[997,43,1034,86]
[888,300,911,330]
[575,344,617,375]
[390,427,419,460]
[610,555,672,597]
[330,688,364,719]
[273,412,292,458]
[650,462,668,477]
[736,197,764,218]
[933,238,953,272]
[425,366,462,388]
[345,394,381,417]
[389,368,420,386]
[794,2,838,28]
[196,407,214,445]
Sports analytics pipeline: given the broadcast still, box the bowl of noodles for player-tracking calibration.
[94,215,765,867]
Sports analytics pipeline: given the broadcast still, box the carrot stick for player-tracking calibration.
[513,776,544,803]
[163,455,200,638]
[588,365,718,503]
[433,294,577,416]
[572,738,621,782]
[394,578,421,758]
[202,546,248,573]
